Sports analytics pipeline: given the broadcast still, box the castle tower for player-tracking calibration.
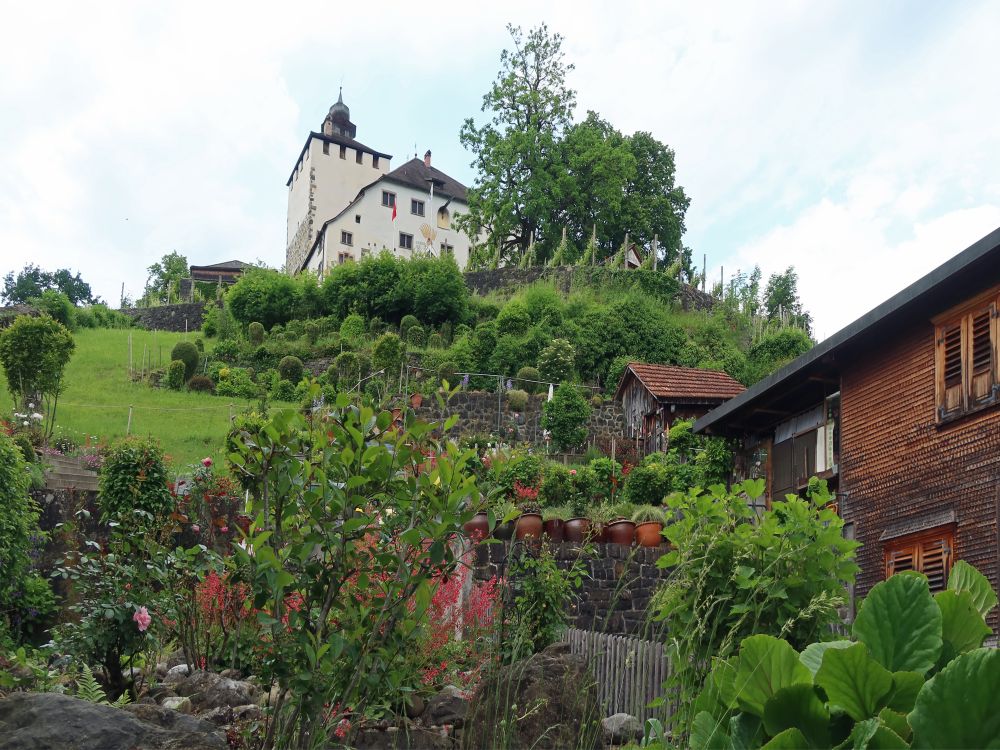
[285,89,391,272]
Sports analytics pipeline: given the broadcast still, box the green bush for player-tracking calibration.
[13,434,35,463]
[98,437,173,522]
[406,325,426,347]
[622,456,673,505]
[216,367,261,399]
[539,463,573,508]
[29,290,76,330]
[588,456,623,503]
[248,321,265,345]
[437,360,458,388]
[0,314,75,411]
[226,268,301,329]
[537,338,576,382]
[194,337,204,352]
[495,300,531,336]
[272,379,297,402]
[516,366,542,393]
[166,359,186,390]
[331,351,360,387]
[340,313,366,344]
[225,411,269,490]
[686,560,998,749]
[372,332,404,377]
[186,374,214,393]
[399,314,421,339]
[541,383,591,451]
[427,332,444,349]
[170,341,199,381]
[505,547,584,661]
[278,355,304,383]
[506,389,529,411]
[303,320,320,344]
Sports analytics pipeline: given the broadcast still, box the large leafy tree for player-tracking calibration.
[2,264,97,305]
[141,251,189,305]
[0,314,75,435]
[764,266,812,334]
[460,24,576,264]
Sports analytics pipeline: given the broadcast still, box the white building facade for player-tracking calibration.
[286,91,474,276]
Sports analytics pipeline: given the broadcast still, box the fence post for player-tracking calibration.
[126,405,133,435]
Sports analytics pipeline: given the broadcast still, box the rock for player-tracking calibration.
[425,686,468,728]
[163,664,190,683]
[259,684,282,707]
[232,704,263,722]
[0,692,226,749]
[352,724,455,750]
[405,694,426,719]
[219,668,242,680]
[166,649,187,668]
[602,713,642,744]
[155,662,169,679]
[175,670,262,710]
[148,685,177,701]
[200,706,234,726]
[159,696,193,714]
[466,643,601,749]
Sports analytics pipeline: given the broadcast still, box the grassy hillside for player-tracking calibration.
[0,328,273,471]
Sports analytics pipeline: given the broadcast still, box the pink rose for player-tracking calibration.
[191,524,201,534]
[220,526,229,533]
[569,469,577,475]
[201,457,213,467]
[133,606,152,632]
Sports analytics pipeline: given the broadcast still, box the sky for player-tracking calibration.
[2,1,999,340]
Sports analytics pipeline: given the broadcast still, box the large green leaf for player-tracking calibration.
[935,589,991,662]
[842,719,909,750]
[877,708,911,742]
[947,559,998,618]
[763,684,830,748]
[762,728,810,749]
[909,648,1000,749]
[733,635,813,717]
[699,657,737,717]
[729,713,764,750]
[815,643,894,721]
[884,671,924,713]
[800,640,853,676]
[853,572,942,674]
[690,710,729,750]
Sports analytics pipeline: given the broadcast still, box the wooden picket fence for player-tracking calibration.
[562,628,669,722]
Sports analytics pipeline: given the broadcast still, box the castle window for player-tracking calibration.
[356,150,363,164]
[933,286,999,422]
[373,155,380,169]
[382,191,396,208]
[411,199,425,216]
[399,233,413,250]
[355,215,361,224]
[339,145,346,159]
[341,231,353,247]
[323,142,329,155]
[437,207,450,230]
[338,252,354,265]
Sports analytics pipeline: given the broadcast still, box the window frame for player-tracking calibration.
[399,232,413,250]
[382,190,396,208]
[373,155,380,169]
[340,230,353,247]
[411,199,425,216]
[356,150,363,164]
[322,141,329,155]
[883,526,955,593]
[932,286,999,423]
[339,145,347,159]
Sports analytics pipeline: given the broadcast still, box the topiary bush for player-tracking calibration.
[272,379,297,402]
[372,333,404,377]
[166,359,186,390]
[406,325,426,347]
[303,320,320,344]
[186,374,215,393]
[248,321,265,345]
[541,383,591,452]
[97,437,173,522]
[278,355,304,383]
[215,367,261,399]
[427,332,444,349]
[170,341,200,381]
[438,360,458,388]
[506,389,529,411]
[333,351,360,386]
[622,455,673,506]
[194,337,204,352]
[340,313,366,344]
[495,300,531,336]
[516,366,542,393]
[399,314,421,339]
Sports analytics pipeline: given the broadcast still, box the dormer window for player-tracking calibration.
[934,287,999,422]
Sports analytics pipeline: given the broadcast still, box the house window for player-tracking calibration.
[356,150,363,164]
[411,199,425,216]
[884,528,954,592]
[355,214,361,224]
[373,155,380,169]
[323,142,329,155]
[440,242,454,256]
[437,207,451,229]
[339,145,347,159]
[338,252,354,265]
[341,231,353,246]
[382,191,396,208]
[399,233,413,250]
[934,292,998,421]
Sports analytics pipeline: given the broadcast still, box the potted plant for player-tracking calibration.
[409,390,424,408]
[563,495,591,543]
[605,501,636,546]
[632,505,667,547]
[589,504,616,544]
[462,495,490,543]
[542,505,569,543]
[515,503,544,541]
[492,499,519,540]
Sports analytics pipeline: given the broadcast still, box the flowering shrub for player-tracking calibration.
[98,437,173,522]
[170,460,242,551]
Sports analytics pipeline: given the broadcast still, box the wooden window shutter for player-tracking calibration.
[919,536,953,592]
[969,304,997,405]
[938,323,965,417]
[885,545,916,578]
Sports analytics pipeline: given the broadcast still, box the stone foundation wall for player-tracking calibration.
[473,541,671,637]
[123,302,210,332]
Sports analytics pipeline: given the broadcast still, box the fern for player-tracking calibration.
[112,691,132,707]
[75,663,110,705]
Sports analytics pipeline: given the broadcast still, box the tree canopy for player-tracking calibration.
[141,251,189,305]
[2,264,97,305]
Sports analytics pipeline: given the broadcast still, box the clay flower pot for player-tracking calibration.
[606,519,636,546]
[493,520,515,541]
[543,519,564,543]
[409,392,423,408]
[515,512,544,541]
[563,517,591,543]
[463,511,490,543]
[635,521,665,548]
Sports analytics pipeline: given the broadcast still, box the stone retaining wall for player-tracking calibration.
[123,302,210,332]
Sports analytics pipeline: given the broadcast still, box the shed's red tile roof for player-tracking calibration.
[618,362,746,402]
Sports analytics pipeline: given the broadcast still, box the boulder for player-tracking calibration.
[232,704,263,722]
[0,692,226,749]
[162,664,190,683]
[175,670,261,710]
[352,724,455,750]
[425,685,468,728]
[465,643,601,749]
[602,713,642,744]
[159,696,193,714]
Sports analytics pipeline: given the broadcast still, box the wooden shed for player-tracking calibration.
[614,363,745,455]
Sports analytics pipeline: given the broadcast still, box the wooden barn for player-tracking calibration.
[614,363,746,455]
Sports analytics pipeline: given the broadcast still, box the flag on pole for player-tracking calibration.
[391,199,397,222]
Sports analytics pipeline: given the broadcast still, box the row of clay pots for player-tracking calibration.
[462,512,664,547]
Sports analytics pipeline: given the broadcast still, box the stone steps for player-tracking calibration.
[43,455,99,492]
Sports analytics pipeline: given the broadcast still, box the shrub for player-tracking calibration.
[166,359,186,390]
[406,325,426,347]
[539,463,573,508]
[303,320,320,344]
[13,434,35,463]
[211,338,244,363]
[588,456,623,503]
[225,411,269,490]
[201,305,220,337]
[278,355,304,383]
[372,332,404,377]
[272,379,297,402]
[506,388,529,411]
[0,314,75,413]
[495,300,531,335]
[194,337,204,352]
[248,321,265,344]
[339,313,366,344]
[98,437,173,521]
[399,314,421,339]
[437,360,458,388]
[170,341,200,381]
[427,332,444,349]
[504,547,584,661]
[186,374,214,393]
[406,254,469,324]
[622,456,672,505]
[215,367,261,399]
[541,383,591,452]
[537,338,575,382]
[332,351,360,386]
[29,290,76,330]
[368,316,385,336]
[516,366,542,393]
[227,268,301,328]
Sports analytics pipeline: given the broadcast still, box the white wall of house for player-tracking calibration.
[306,178,472,276]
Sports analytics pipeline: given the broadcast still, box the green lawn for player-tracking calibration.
[0,328,275,471]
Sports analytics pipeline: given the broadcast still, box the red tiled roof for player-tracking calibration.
[616,362,746,402]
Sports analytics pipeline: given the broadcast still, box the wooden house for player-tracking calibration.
[614,363,746,454]
[695,227,1000,622]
